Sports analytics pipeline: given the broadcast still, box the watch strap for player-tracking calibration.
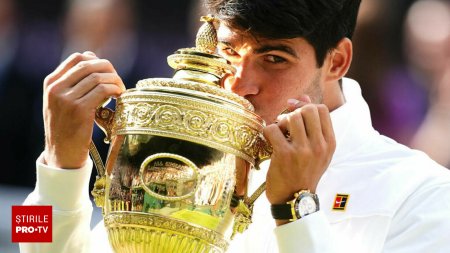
[271,203,294,220]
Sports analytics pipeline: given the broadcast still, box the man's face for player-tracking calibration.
[217,24,326,124]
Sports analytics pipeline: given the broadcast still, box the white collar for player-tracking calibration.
[329,78,377,167]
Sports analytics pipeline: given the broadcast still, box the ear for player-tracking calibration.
[324,38,353,82]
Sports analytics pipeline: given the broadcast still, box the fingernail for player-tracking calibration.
[84,51,97,57]
[287,98,300,106]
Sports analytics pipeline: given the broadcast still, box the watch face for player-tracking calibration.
[295,194,317,218]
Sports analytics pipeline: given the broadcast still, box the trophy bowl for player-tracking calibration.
[90,16,271,253]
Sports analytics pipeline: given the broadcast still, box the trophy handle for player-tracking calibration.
[139,153,201,201]
[90,104,116,208]
[94,106,115,144]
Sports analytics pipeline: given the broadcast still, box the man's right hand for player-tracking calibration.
[43,51,126,169]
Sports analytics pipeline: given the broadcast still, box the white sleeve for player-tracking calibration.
[19,154,94,253]
[274,211,335,253]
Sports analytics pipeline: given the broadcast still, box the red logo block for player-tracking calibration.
[12,206,52,243]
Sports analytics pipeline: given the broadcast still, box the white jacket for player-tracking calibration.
[21,78,450,253]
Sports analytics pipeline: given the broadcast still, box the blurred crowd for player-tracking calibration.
[0,0,449,188]
[349,0,450,167]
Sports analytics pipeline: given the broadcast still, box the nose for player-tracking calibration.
[223,60,259,97]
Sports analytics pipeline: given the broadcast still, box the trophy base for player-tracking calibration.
[104,212,229,253]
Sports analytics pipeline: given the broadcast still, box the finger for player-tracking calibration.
[300,105,323,142]
[317,104,335,144]
[51,59,118,91]
[274,115,290,138]
[263,124,290,152]
[66,72,125,99]
[64,58,117,87]
[44,52,98,88]
[286,110,308,144]
[77,83,124,109]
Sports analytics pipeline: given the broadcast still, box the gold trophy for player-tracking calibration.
[89,16,271,253]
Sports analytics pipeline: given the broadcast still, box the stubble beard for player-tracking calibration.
[304,71,323,104]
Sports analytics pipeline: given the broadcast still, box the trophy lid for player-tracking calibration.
[137,15,254,111]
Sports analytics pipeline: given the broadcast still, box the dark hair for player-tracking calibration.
[206,0,361,67]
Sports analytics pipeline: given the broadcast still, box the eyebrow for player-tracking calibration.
[218,41,233,48]
[254,45,298,58]
[218,41,299,59]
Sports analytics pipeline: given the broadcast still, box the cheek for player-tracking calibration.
[260,79,291,111]
[262,71,302,98]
